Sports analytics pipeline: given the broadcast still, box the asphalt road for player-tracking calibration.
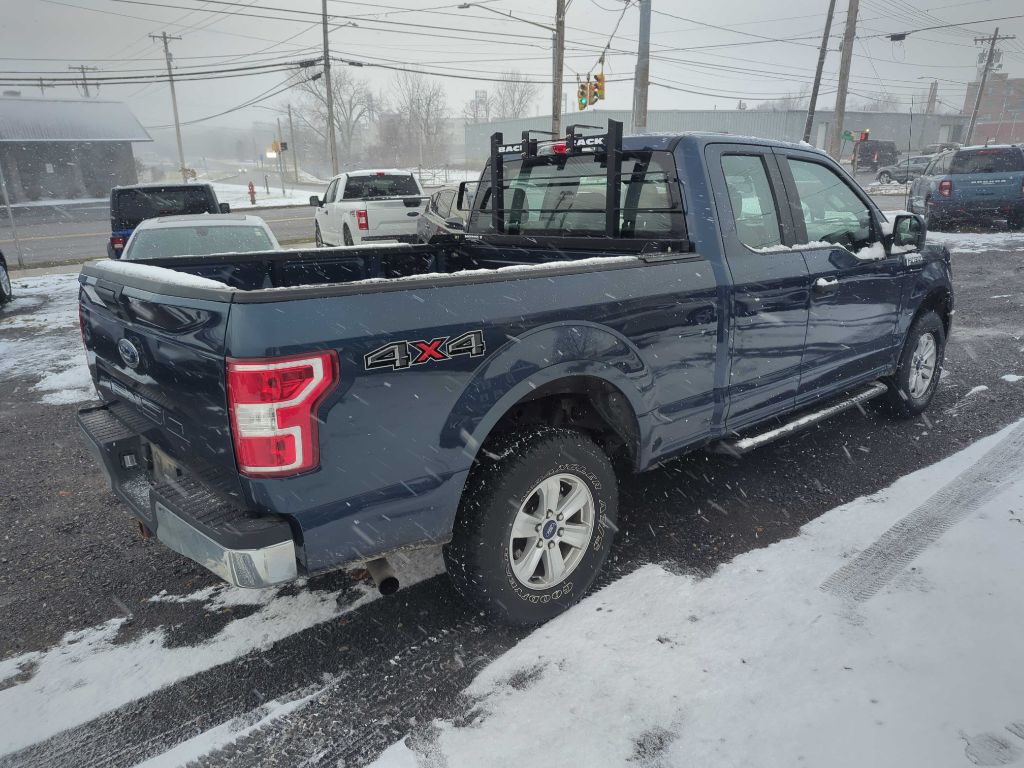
[0,207,317,268]
[1,231,1022,766]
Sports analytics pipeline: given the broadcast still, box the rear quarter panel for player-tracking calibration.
[228,258,718,572]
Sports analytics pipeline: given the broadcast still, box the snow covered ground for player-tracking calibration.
[208,182,313,210]
[0,273,94,405]
[929,230,1024,254]
[0,550,445,757]
[372,420,1024,768]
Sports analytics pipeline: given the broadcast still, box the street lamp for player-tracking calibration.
[457,2,565,136]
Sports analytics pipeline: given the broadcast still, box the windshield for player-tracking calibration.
[342,174,420,199]
[113,187,215,229]
[950,148,1024,174]
[477,150,684,238]
[123,224,273,259]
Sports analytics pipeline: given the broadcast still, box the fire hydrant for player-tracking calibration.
[247,181,256,205]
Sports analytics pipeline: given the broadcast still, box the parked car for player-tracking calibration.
[909,144,1024,229]
[852,140,899,173]
[109,182,229,258]
[417,186,467,243]
[78,122,951,626]
[310,170,427,247]
[876,155,932,184]
[0,249,11,306]
[120,214,280,261]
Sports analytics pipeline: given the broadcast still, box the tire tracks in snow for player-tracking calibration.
[822,419,1024,601]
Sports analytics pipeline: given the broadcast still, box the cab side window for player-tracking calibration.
[721,154,783,250]
[787,159,873,250]
[324,179,339,204]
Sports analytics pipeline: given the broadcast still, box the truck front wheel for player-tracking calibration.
[444,427,618,626]
[884,310,946,417]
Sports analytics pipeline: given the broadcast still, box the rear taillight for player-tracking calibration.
[938,179,953,197]
[356,209,369,231]
[226,350,339,478]
[110,235,125,256]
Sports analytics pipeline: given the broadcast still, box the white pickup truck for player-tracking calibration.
[310,170,427,247]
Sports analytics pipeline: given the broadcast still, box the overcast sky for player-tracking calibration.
[1,0,1022,138]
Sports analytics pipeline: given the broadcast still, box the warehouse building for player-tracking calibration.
[0,94,151,203]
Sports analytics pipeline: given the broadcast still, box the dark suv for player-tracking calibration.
[0,249,10,306]
[108,183,228,258]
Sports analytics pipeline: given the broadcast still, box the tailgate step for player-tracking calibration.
[708,381,890,456]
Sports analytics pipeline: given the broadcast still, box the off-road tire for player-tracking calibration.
[343,225,354,246]
[883,310,946,418]
[315,223,324,247]
[444,427,618,626]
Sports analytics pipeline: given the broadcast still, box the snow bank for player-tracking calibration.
[929,231,1024,254]
[90,259,230,290]
[370,420,1024,768]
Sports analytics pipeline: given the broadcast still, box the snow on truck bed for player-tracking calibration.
[89,259,231,289]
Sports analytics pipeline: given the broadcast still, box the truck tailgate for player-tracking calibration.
[79,275,239,497]
[366,197,426,234]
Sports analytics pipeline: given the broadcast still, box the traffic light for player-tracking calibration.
[577,81,589,111]
[593,72,605,102]
[280,141,288,151]
[859,129,870,141]
[271,139,281,153]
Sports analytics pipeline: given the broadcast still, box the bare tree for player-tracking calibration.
[464,91,495,124]
[390,71,450,167]
[293,68,379,167]
[755,86,810,112]
[853,91,903,113]
[492,70,538,120]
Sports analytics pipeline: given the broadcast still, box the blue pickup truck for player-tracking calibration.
[909,144,1024,229]
[77,122,953,625]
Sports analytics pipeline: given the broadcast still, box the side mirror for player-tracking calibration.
[443,216,465,231]
[891,213,927,250]
[219,203,231,213]
[309,195,321,207]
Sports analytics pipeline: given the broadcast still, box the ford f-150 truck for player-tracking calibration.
[310,170,427,247]
[78,122,953,625]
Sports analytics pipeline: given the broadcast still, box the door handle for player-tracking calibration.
[814,277,839,293]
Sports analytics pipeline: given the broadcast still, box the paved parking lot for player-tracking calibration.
[1,230,1023,766]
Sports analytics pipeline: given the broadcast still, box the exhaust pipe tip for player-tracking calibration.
[365,557,400,596]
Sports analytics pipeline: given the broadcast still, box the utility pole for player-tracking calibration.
[322,0,339,176]
[803,0,837,144]
[276,117,287,196]
[827,0,859,159]
[926,80,938,114]
[150,32,187,182]
[0,157,25,268]
[288,103,299,183]
[551,0,566,137]
[68,64,98,98]
[632,0,652,132]
[966,28,1015,145]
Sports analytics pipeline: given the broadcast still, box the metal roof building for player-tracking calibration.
[0,95,151,203]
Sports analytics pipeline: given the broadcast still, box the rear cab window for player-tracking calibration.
[125,225,273,260]
[343,174,420,199]
[113,186,215,230]
[950,148,1024,174]
[476,150,685,239]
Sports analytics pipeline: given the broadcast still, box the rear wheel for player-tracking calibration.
[877,171,892,184]
[444,426,618,626]
[883,310,946,418]
[343,225,354,246]
[314,223,324,247]
[0,262,11,305]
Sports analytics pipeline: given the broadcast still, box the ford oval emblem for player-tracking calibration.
[118,338,141,369]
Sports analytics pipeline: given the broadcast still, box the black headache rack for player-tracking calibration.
[485,119,689,255]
